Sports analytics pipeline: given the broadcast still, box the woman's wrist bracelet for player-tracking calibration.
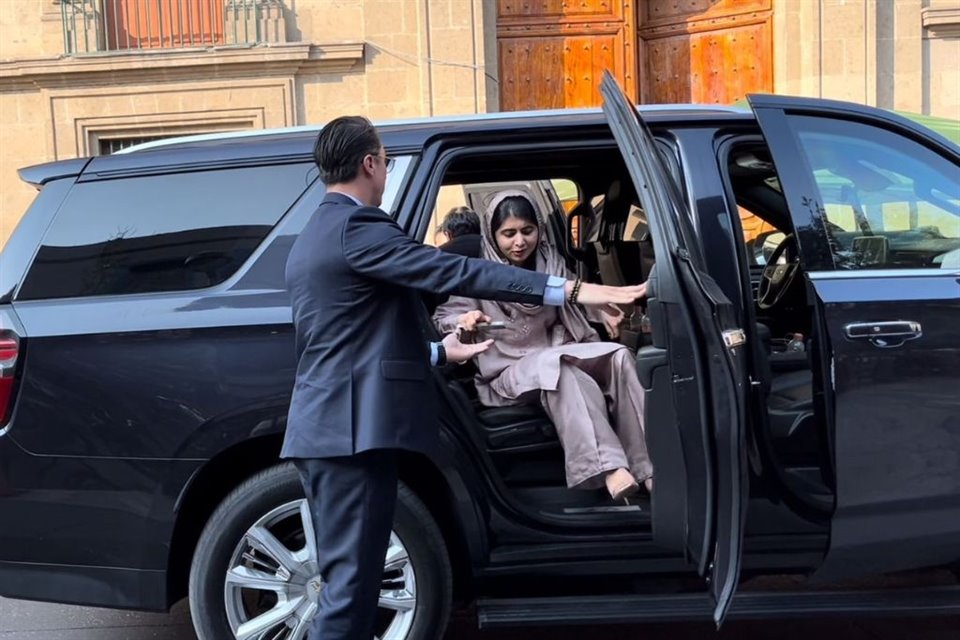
[570,278,583,304]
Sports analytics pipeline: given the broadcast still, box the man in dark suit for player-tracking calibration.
[283,115,646,640]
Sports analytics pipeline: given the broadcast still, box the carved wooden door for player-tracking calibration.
[638,0,773,104]
[496,0,638,111]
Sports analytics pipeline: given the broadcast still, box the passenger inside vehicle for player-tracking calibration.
[417,142,832,519]
[433,190,654,502]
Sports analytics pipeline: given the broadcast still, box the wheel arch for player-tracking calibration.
[397,450,486,603]
[166,434,283,606]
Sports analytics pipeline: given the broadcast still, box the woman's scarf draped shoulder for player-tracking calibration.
[479,189,596,343]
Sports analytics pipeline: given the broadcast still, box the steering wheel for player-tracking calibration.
[757,233,800,310]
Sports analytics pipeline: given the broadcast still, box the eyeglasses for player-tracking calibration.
[371,154,395,173]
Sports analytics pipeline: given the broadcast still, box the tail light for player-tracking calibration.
[0,332,19,427]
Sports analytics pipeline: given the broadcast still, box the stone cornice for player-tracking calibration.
[0,42,365,90]
[922,7,960,38]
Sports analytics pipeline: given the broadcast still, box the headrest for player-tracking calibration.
[606,179,622,203]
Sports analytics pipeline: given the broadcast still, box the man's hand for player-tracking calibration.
[442,331,493,365]
[566,281,647,313]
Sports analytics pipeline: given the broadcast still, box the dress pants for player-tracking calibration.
[540,349,654,490]
[294,449,398,640]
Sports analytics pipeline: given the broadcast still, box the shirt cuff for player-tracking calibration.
[429,341,440,367]
[543,275,567,306]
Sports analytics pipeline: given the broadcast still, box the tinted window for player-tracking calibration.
[791,117,960,270]
[1,177,75,303]
[19,163,314,299]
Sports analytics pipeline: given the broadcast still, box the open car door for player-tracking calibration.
[747,93,960,581]
[600,72,750,625]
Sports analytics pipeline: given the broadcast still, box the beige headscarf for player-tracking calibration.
[480,189,598,344]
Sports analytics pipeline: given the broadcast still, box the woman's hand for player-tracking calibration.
[456,310,490,331]
[567,281,647,312]
[600,305,625,339]
[442,331,493,365]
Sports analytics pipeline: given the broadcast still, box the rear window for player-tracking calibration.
[18,163,314,300]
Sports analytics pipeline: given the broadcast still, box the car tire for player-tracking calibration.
[188,462,453,640]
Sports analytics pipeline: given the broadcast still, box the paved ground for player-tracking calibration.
[1,597,957,639]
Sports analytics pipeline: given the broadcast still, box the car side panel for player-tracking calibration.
[811,271,960,577]
[0,437,199,569]
[8,305,296,459]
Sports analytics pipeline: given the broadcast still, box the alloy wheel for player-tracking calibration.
[222,499,418,640]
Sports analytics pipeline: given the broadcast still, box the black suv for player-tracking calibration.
[1,80,959,640]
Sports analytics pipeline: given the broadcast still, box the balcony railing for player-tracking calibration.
[59,0,287,55]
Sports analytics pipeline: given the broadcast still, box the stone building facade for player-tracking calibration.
[0,0,494,247]
[776,0,959,118]
[0,0,957,249]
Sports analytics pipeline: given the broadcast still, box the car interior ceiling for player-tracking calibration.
[430,144,833,521]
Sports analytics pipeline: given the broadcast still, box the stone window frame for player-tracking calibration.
[922,7,960,39]
[80,109,265,156]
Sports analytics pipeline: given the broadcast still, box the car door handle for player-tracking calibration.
[844,321,922,348]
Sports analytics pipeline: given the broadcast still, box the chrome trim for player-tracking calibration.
[809,268,960,280]
[722,328,747,349]
[117,104,750,154]
[844,320,922,339]
[844,320,923,348]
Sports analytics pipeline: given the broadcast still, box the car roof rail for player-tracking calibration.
[116,104,750,154]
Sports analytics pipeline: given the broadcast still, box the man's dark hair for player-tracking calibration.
[313,116,382,185]
[437,206,481,239]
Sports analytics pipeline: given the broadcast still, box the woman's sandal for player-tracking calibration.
[611,481,640,504]
[606,468,640,503]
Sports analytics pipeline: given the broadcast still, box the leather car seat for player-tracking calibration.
[591,179,655,288]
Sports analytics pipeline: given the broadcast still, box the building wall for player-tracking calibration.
[0,0,492,249]
[774,0,960,119]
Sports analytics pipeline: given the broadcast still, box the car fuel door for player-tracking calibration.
[601,72,750,625]
[748,94,960,581]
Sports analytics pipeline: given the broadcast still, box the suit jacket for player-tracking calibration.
[282,193,549,459]
[425,233,482,313]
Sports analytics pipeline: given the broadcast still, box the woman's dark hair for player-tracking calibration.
[490,196,539,235]
[438,206,481,238]
[313,115,382,185]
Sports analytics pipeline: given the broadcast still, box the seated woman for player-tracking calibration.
[433,190,654,501]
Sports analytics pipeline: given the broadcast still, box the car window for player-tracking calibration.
[18,162,315,300]
[790,116,960,270]
[738,205,782,266]
[551,178,580,213]
[380,155,415,216]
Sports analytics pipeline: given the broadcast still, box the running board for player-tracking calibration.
[477,585,960,627]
